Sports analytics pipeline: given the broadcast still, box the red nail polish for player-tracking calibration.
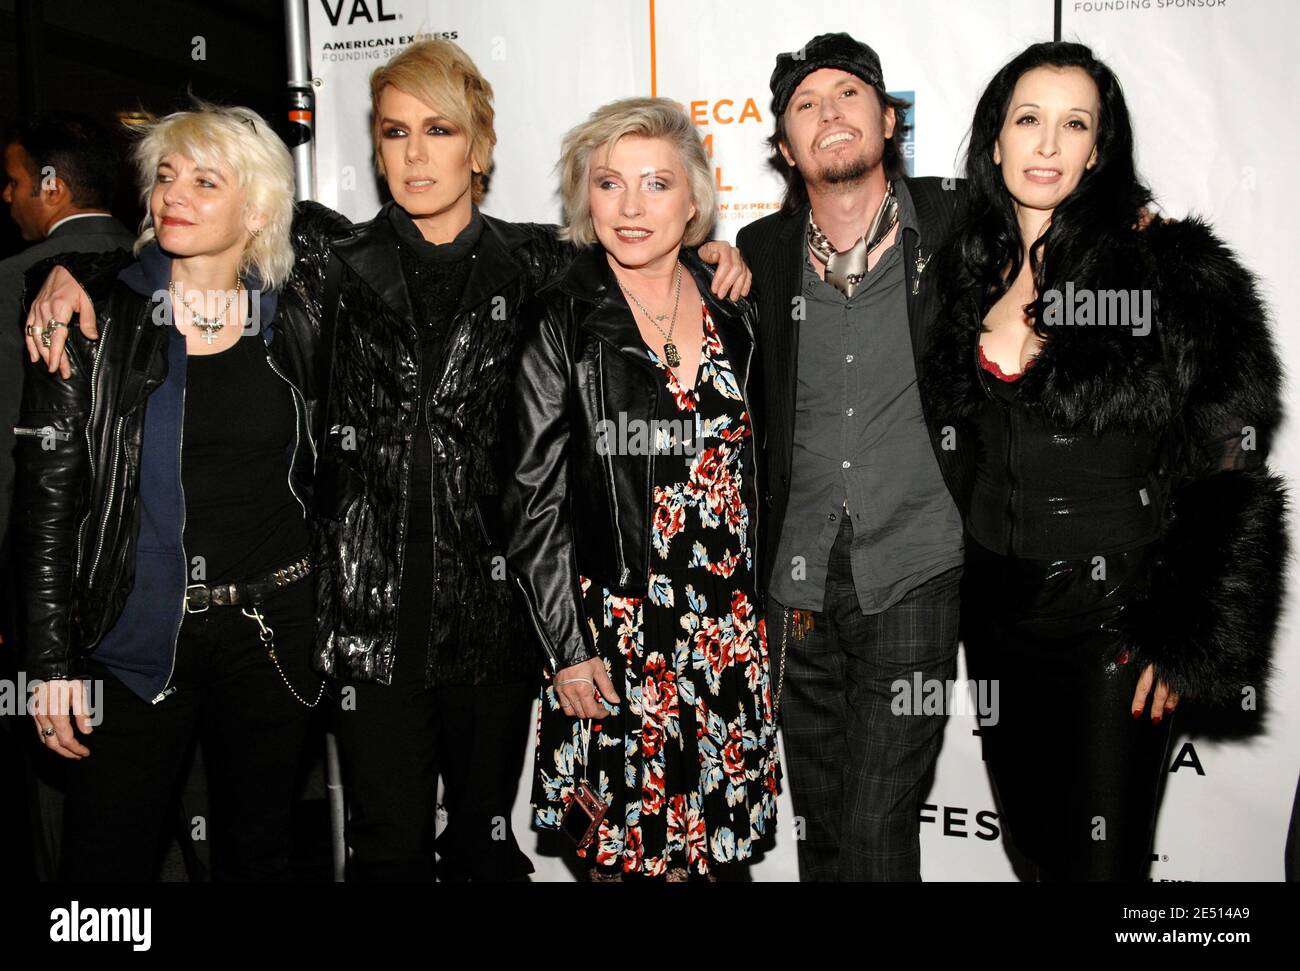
[1132,709,1142,720]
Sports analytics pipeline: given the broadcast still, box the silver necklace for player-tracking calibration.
[807,181,898,297]
[618,261,685,367]
[169,277,243,344]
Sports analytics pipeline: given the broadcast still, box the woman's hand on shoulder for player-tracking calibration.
[698,240,753,301]
[1134,205,1166,232]
[25,265,95,379]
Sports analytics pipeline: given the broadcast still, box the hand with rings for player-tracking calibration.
[554,656,620,719]
[30,678,93,760]
[38,318,67,349]
[24,263,97,379]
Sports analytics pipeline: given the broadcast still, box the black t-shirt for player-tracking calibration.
[181,334,310,584]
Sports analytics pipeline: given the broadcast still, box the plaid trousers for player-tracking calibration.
[770,518,961,881]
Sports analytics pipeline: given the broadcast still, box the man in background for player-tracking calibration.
[1,111,133,545]
[0,111,133,880]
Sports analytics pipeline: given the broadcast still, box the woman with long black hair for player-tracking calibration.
[921,42,1287,881]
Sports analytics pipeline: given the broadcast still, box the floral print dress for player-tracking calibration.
[532,301,780,878]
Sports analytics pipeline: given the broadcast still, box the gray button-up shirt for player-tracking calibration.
[768,181,963,614]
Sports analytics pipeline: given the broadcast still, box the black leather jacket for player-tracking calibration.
[501,244,764,675]
[15,202,342,684]
[312,204,572,686]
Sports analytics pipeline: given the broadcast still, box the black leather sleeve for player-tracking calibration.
[14,335,94,682]
[500,295,596,676]
[511,222,579,290]
[25,251,134,311]
[288,200,353,298]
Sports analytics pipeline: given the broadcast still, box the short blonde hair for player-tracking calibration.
[556,97,716,247]
[370,39,496,203]
[132,102,296,289]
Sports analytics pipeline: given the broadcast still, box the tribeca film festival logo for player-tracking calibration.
[49,901,150,951]
[1,674,103,727]
[891,672,999,727]
[1042,282,1153,336]
[596,411,706,461]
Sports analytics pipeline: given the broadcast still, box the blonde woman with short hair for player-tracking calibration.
[503,98,780,881]
[18,104,332,881]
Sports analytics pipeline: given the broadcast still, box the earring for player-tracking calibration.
[250,228,263,238]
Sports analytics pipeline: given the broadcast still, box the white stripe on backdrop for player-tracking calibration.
[305,0,1298,881]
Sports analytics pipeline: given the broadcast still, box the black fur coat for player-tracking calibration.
[921,217,1288,706]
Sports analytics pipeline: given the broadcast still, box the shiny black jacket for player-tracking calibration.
[313,204,572,686]
[15,202,342,684]
[501,245,763,675]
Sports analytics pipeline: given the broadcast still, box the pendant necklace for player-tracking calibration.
[618,261,685,367]
[169,277,243,344]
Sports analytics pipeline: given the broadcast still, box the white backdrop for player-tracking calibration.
[304,0,1299,881]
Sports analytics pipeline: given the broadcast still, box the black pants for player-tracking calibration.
[770,517,961,881]
[962,538,1175,881]
[332,657,535,881]
[59,579,317,882]
[332,528,535,882]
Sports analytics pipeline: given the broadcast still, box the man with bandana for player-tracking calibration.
[736,33,966,881]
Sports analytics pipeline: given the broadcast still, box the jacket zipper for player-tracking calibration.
[265,352,308,518]
[513,574,562,674]
[425,391,437,661]
[391,358,418,656]
[85,414,126,586]
[152,378,186,705]
[75,317,110,580]
[12,427,72,441]
[596,343,630,586]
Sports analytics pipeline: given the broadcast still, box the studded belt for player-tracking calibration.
[184,555,313,614]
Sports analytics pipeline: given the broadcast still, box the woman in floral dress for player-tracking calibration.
[503,98,777,880]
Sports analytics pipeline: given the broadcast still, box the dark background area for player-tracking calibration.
[0,0,295,262]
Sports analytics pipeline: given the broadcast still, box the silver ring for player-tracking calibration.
[40,319,67,348]
[40,726,56,738]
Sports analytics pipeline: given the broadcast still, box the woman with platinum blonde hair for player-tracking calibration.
[16,103,338,880]
[503,97,780,880]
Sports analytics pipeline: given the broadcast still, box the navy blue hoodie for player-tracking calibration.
[92,242,280,702]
